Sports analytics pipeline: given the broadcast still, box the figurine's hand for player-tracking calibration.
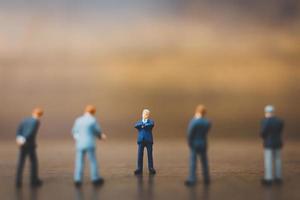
[100,133,107,141]
[16,136,26,147]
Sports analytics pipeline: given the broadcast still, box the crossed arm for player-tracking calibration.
[134,121,154,129]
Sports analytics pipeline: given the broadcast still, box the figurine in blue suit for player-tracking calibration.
[260,105,284,186]
[15,108,44,188]
[72,105,107,187]
[185,105,211,186]
[134,109,156,175]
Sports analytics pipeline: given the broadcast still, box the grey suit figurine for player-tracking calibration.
[260,105,284,186]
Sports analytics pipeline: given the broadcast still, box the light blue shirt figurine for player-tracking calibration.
[72,105,107,187]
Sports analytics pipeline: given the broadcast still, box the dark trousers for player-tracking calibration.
[188,148,210,182]
[16,147,39,184]
[137,142,154,170]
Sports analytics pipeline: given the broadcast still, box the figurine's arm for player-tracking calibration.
[16,120,38,146]
[16,122,24,137]
[144,121,154,128]
[187,120,196,146]
[134,121,143,129]
[207,122,212,135]
[23,120,38,139]
[260,120,268,138]
[280,120,284,133]
[72,120,79,140]
[16,122,26,146]
[93,121,103,139]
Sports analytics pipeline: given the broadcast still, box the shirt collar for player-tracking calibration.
[84,113,93,117]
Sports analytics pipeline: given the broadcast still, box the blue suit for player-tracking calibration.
[135,119,155,170]
[187,117,211,183]
[16,117,40,184]
[72,113,103,182]
[261,116,284,149]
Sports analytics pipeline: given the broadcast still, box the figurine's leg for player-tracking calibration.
[87,148,100,181]
[137,143,144,170]
[274,149,282,179]
[188,149,197,182]
[28,147,39,183]
[16,147,27,185]
[199,150,210,183]
[74,150,85,182]
[264,149,273,181]
[146,144,154,170]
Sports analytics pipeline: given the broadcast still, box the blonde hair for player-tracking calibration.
[143,109,150,114]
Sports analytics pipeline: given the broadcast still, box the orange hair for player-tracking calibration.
[195,104,207,116]
[85,105,96,115]
[32,107,44,117]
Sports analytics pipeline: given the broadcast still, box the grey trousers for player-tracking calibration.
[264,149,282,181]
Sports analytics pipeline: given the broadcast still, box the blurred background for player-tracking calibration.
[0,0,299,140]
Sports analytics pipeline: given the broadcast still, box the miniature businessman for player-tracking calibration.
[15,108,44,188]
[72,105,107,187]
[260,105,284,185]
[185,105,211,186]
[134,109,156,175]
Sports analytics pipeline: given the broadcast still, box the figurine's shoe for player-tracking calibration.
[185,180,196,187]
[15,182,22,188]
[134,169,143,175]
[204,179,210,185]
[31,179,43,187]
[261,179,272,186]
[274,178,283,185]
[149,168,156,175]
[93,178,104,186]
[74,181,82,188]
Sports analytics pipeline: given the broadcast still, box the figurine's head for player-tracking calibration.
[264,105,274,118]
[32,107,44,119]
[142,109,150,120]
[85,105,96,115]
[195,104,206,118]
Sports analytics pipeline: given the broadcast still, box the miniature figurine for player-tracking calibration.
[260,105,284,185]
[185,105,211,186]
[72,105,107,187]
[134,109,156,175]
[15,108,44,188]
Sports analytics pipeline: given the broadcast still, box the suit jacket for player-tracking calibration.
[135,119,154,144]
[260,116,284,149]
[17,117,40,148]
[187,117,211,150]
[72,113,102,150]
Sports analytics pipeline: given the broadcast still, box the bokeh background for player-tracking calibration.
[0,0,299,140]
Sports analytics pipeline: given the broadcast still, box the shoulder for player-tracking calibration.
[275,116,283,121]
[275,117,284,125]
[261,118,268,123]
[27,117,38,124]
[75,116,83,122]
[19,118,28,127]
[190,118,202,127]
[204,118,211,124]
[86,115,98,124]
[189,118,198,125]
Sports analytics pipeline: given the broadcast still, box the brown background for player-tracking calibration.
[0,0,299,140]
